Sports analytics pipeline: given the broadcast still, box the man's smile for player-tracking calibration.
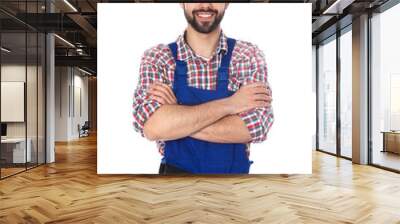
[194,11,216,22]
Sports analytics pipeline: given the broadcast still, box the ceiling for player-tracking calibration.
[0,0,393,74]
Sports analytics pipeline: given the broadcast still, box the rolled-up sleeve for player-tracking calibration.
[132,47,166,137]
[239,107,274,143]
[238,44,274,143]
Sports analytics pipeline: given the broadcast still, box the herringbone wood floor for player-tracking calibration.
[1,133,400,224]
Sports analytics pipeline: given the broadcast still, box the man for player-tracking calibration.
[132,3,274,174]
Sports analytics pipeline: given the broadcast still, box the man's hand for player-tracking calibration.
[226,82,272,115]
[147,82,177,105]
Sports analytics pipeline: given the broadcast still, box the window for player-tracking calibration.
[318,35,337,154]
[339,28,352,158]
[371,3,400,171]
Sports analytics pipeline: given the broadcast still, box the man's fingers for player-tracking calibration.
[158,83,177,102]
[148,89,173,104]
[250,86,269,95]
[254,100,271,108]
[147,88,170,103]
[148,82,177,104]
[151,83,176,103]
[242,82,270,94]
[149,86,174,104]
[253,94,272,103]
[151,95,166,105]
[159,83,177,103]
[248,86,272,96]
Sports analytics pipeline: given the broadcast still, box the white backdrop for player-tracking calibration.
[98,3,312,174]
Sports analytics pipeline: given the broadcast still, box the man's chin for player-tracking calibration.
[195,24,216,34]
[187,18,219,34]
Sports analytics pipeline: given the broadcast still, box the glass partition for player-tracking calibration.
[339,28,352,158]
[27,30,38,169]
[317,35,337,155]
[1,31,28,177]
[0,1,46,179]
[38,31,45,165]
[371,3,400,171]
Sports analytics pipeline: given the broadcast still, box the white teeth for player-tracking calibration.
[197,12,213,18]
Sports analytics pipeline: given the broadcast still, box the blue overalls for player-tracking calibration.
[161,37,253,174]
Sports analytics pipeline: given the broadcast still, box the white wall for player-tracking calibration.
[70,72,89,138]
[55,66,89,141]
[1,65,40,138]
[55,66,69,141]
[1,64,25,126]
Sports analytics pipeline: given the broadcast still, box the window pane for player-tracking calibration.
[0,1,46,179]
[371,3,400,171]
[38,32,45,165]
[27,31,38,169]
[1,31,27,177]
[318,37,337,154]
[340,29,352,158]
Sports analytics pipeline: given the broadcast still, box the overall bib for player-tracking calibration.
[161,38,253,174]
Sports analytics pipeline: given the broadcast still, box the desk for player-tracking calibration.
[1,138,31,163]
[381,131,400,154]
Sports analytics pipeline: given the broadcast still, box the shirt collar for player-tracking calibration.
[176,29,228,61]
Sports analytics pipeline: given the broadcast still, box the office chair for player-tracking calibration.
[79,121,90,138]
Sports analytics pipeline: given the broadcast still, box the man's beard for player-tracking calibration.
[184,8,225,34]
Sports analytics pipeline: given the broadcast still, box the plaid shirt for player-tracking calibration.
[132,30,274,155]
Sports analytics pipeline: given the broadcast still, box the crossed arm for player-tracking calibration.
[190,115,252,143]
[143,82,272,143]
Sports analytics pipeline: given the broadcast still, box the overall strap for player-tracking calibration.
[217,38,236,91]
[168,42,188,89]
[168,42,178,61]
[220,37,236,69]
